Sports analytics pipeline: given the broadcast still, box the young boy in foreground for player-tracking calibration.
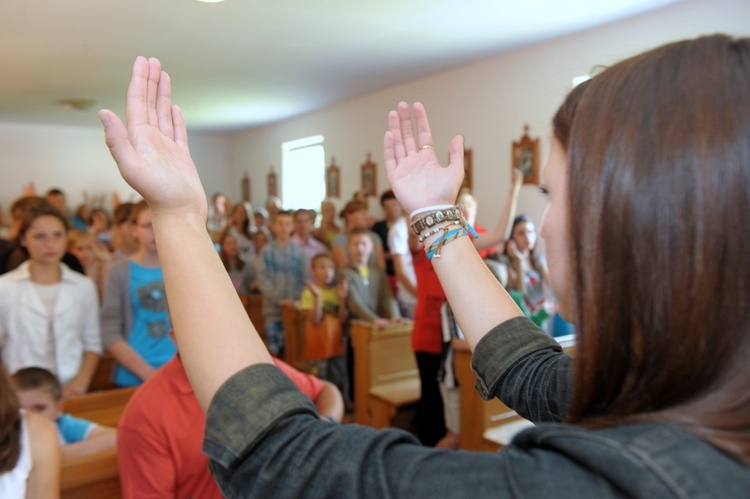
[13,367,117,458]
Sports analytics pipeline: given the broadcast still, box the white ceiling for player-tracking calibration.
[0,0,679,132]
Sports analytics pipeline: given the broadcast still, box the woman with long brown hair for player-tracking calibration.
[99,35,750,497]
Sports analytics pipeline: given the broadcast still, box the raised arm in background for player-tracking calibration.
[471,168,523,251]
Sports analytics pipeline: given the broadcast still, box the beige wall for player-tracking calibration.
[228,0,749,235]
[0,123,231,214]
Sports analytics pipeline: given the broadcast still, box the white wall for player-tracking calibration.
[228,0,750,236]
[0,121,232,214]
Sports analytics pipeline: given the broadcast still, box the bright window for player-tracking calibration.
[281,135,325,210]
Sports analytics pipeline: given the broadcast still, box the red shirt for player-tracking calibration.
[118,355,324,499]
[412,251,446,354]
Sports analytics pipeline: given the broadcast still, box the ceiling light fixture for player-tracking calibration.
[59,98,99,111]
[194,0,225,3]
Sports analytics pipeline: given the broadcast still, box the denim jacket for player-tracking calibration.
[203,317,750,498]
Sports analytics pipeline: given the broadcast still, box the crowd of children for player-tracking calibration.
[0,178,553,493]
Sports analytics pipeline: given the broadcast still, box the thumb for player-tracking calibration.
[98,110,138,172]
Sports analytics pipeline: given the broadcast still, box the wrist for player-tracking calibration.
[152,211,208,232]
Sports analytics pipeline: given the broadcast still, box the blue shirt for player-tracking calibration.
[114,261,176,387]
[56,413,93,445]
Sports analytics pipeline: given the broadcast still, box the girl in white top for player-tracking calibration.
[0,203,102,397]
[0,360,59,499]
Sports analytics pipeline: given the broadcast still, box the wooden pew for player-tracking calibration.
[281,302,308,371]
[87,353,117,392]
[455,334,576,452]
[350,320,420,428]
[62,386,138,428]
[239,292,266,343]
[62,449,121,499]
[60,387,137,498]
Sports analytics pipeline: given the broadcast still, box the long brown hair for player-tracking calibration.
[557,35,750,462]
[0,360,22,473]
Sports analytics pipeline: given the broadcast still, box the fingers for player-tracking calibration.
[146,58,162,126]
[99,109,138,175]
[125,56,150,128]
[387,110,406,161]
[397,102,417,154]
[413,102,434,150]
[156,72,174,140]
[172,105,189,148]
[383,131,396,172]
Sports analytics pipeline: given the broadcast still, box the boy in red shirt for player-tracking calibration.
[117,329,343,499]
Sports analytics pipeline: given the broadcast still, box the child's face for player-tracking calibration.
[21,215,67,265]
[312,257,335,285]
[16,388,61,421]
[221,235,238,258]
[293,212,313,238]
[347,209,368,229]
[135,208,157,253]
[69,236,95,267]
[253,232,268,251]
[347,234,373,265]
[272,215,294,240]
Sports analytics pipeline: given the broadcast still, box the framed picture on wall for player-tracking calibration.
[326,157,341,198]
[241,172,251,202]
[267,167,278,197]
[512,125,540,185]
[361,152,377,197]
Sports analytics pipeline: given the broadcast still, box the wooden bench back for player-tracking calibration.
[61,449,121,499]
[62,386,138,428]
[281,303,308,371]
[368,326,418,386]
[239,292,265,342]
[87,353,117,391]
[350,320,416,425]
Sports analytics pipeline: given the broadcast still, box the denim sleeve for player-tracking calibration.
[471,316,574,423]
[204,365,522,498]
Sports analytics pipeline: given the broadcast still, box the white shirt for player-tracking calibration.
[0,261,101,383]
[388,218,417,306]
[0,411,32,499]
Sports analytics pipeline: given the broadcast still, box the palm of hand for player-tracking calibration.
[127,126,207,217]
[100,57,208,220]
[384,102,465,215]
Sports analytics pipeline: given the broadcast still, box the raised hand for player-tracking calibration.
[383,102,464,215]
[22,181,36,197]
[337,279,349,301]
[506,240,524,262]
[306,280,321,296]
[98,57,207,220]
[511,167,523,191]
